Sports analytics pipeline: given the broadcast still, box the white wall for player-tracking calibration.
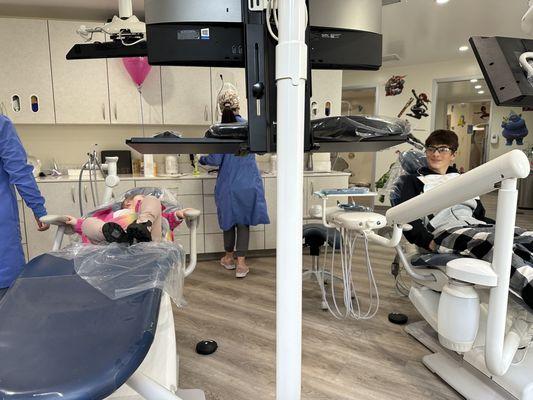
[343,58,482,183]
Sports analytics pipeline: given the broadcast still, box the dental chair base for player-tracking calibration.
[407,320,533,400]
[107,293,206,400]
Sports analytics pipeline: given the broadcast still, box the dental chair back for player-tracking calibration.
[385,150,451,292]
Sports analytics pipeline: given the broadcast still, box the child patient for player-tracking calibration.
[66,194,191,244]
[396,129,533,307]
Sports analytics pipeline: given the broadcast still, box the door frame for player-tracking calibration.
[430,76,493,166]
[341,84,379,188]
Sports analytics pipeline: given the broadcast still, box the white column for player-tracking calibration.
[275,1,308,399]
[485,178,522,376]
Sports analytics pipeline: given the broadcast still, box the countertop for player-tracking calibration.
[35,170,350,183]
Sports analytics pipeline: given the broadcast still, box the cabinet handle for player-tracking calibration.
[114,104,117,120]
[71,187,75,203]
[84,185,88,202]
[310,182,314,196]
[204,105,208,121]
[102,104,106,120]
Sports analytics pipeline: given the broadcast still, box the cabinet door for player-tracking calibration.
[161,67,212,125]
[210,67,247,122]
[48,20,110,124]
[0,18,55,123]
[25,182,81,259]
[108,59,163,124]
[310,70,342,120]
[264,177,277,249]
[305,175,349,217]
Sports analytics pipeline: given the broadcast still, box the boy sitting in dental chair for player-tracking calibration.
[65,194,192,245]
[396,129,533,308]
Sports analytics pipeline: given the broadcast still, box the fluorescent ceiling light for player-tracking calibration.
[478,90,485,94]
[436,0,450,4]
[470,79,478,83]
[459,45,469,52]
[474,85,482,89]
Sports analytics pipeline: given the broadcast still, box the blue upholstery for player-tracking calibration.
[0,253,161,400]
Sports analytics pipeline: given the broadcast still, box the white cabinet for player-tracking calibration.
[310,70,343,120]
[0,18,55,123]
[107,59,163,124]
[304,175,350,217]
[25,181,81,259]
[48,20,110,124]
[264,177,277,249]
[161,66,212,125]
[210,67,247,122]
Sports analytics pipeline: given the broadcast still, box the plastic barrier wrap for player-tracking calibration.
[312,115,411,142]
[53,242,186,307]
[205,122,248,139]
[382,150,427,205]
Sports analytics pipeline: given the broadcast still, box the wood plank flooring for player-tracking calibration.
[173,193,533,400]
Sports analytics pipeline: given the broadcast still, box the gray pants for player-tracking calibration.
[223,224,250,257]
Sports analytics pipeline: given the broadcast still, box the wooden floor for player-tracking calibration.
[173,193,533,400]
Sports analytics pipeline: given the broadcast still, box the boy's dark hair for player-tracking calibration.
[425,129,459,152]
[221,106,237,123]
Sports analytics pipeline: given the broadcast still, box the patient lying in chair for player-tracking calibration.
[66,194,191,245]
[396,129,533,307]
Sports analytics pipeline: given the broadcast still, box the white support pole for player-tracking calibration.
[485,178,524,376]
[118,0,133,18]
[275,1,308,399]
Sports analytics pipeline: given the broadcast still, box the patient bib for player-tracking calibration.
[418,173,460,192]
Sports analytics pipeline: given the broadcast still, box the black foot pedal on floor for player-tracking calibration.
[196,340,218,355]
[388,312,408,325]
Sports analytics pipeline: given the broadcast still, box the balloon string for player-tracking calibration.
[138,86,145,137]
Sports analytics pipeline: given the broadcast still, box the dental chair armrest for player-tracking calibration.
[184,209,201,226]
[183,208,201,278]
[40,215,75,235]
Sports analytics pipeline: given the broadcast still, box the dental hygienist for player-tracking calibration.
[0,115,49,291]
[200,85,269,278]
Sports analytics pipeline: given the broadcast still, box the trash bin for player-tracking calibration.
[518,173,533,209]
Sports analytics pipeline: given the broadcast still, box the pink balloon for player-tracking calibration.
[122,57,152,87]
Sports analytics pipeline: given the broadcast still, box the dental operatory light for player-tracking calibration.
[77,0,145,45]
[458,45,469,52]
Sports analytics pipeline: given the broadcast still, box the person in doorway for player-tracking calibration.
[199,84,270,278]
[0,115,49,291]
[396,129,533,308]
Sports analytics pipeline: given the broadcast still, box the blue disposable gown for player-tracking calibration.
[0,116,47,288]
[199,117,269,231]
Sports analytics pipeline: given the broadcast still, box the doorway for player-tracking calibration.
[337,86,378,186]
[433,78,492,172]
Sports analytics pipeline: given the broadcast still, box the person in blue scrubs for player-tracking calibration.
[200,86,269,278]
[0,115,48,291]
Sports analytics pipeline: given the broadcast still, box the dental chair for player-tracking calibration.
[383,150,533,400]
[0,187,204,400]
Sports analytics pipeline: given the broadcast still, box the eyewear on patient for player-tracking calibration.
[425,145,455,155]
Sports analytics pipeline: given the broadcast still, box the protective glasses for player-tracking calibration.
[425,145,454,155]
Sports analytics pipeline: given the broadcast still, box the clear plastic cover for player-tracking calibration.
[312,115,411,142]
[53,242,186,307]
[379,149,427,205]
